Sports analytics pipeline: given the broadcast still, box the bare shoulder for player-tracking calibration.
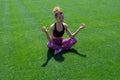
[50,23,55,30]
[63,22,68,29]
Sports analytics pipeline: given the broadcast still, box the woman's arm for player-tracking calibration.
[64,23,86,38]
[64,23,73,37]
[71,24,86,38]
[49,25,54,40]
[41,26,52,42]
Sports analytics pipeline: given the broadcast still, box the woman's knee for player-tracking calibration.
[47,41,53,48]
[70,38,77,44]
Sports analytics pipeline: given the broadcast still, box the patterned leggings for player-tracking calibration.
[47,38,77,50]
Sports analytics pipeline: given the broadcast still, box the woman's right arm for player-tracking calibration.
[49,24,54,40]
[41,26,52,42]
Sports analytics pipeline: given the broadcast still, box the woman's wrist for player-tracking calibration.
[45,30,48,33]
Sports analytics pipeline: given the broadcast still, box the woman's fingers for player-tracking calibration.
[80,24,86,29]
[41,26,47,32]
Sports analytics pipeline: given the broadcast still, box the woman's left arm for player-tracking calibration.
[64,23,73,38]
[64,23,86,38]
[71,24,86,38]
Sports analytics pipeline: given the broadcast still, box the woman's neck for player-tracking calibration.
[56,22,63,27]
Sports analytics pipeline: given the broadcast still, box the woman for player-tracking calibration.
[41,7,86,55]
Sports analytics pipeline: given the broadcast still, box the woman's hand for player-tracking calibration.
[41,26,47,32]
[80,24,86,29]
[41,26,52,41]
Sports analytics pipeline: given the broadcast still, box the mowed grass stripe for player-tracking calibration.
[0,0,12,57]
[0,0,120,80]
[21,0,50,57]
[22,0,51,31]
[0,0,11,50]
[15,0,45,66]
[7,0,46,79]
[0,0,16,79]
[0,0,39,80]
[1,0,34,79]
[15,0,42,52]
[22,0,51,53]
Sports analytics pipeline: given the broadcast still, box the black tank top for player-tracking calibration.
[53,23,65,37]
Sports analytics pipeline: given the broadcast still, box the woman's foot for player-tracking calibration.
[54,48,62,55]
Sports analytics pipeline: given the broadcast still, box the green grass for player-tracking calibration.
[0,0,120,80]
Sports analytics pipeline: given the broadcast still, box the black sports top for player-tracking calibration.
[53,23,65,37]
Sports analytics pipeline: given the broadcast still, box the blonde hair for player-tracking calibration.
[53,7,61,14]
[53,7,63,18]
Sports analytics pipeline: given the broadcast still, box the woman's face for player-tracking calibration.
[56,12,64,23]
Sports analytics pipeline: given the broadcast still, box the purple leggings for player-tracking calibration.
[47,38,77,50]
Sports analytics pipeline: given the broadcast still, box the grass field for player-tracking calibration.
[0,0,120,80]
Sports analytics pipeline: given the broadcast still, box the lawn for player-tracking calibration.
[0,0,120,80]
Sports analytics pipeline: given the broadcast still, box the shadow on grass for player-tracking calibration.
[41,48,86,67]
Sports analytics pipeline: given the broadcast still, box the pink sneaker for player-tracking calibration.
[54,48,62,55]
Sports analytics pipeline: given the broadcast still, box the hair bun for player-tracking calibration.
[53,7,61,14]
